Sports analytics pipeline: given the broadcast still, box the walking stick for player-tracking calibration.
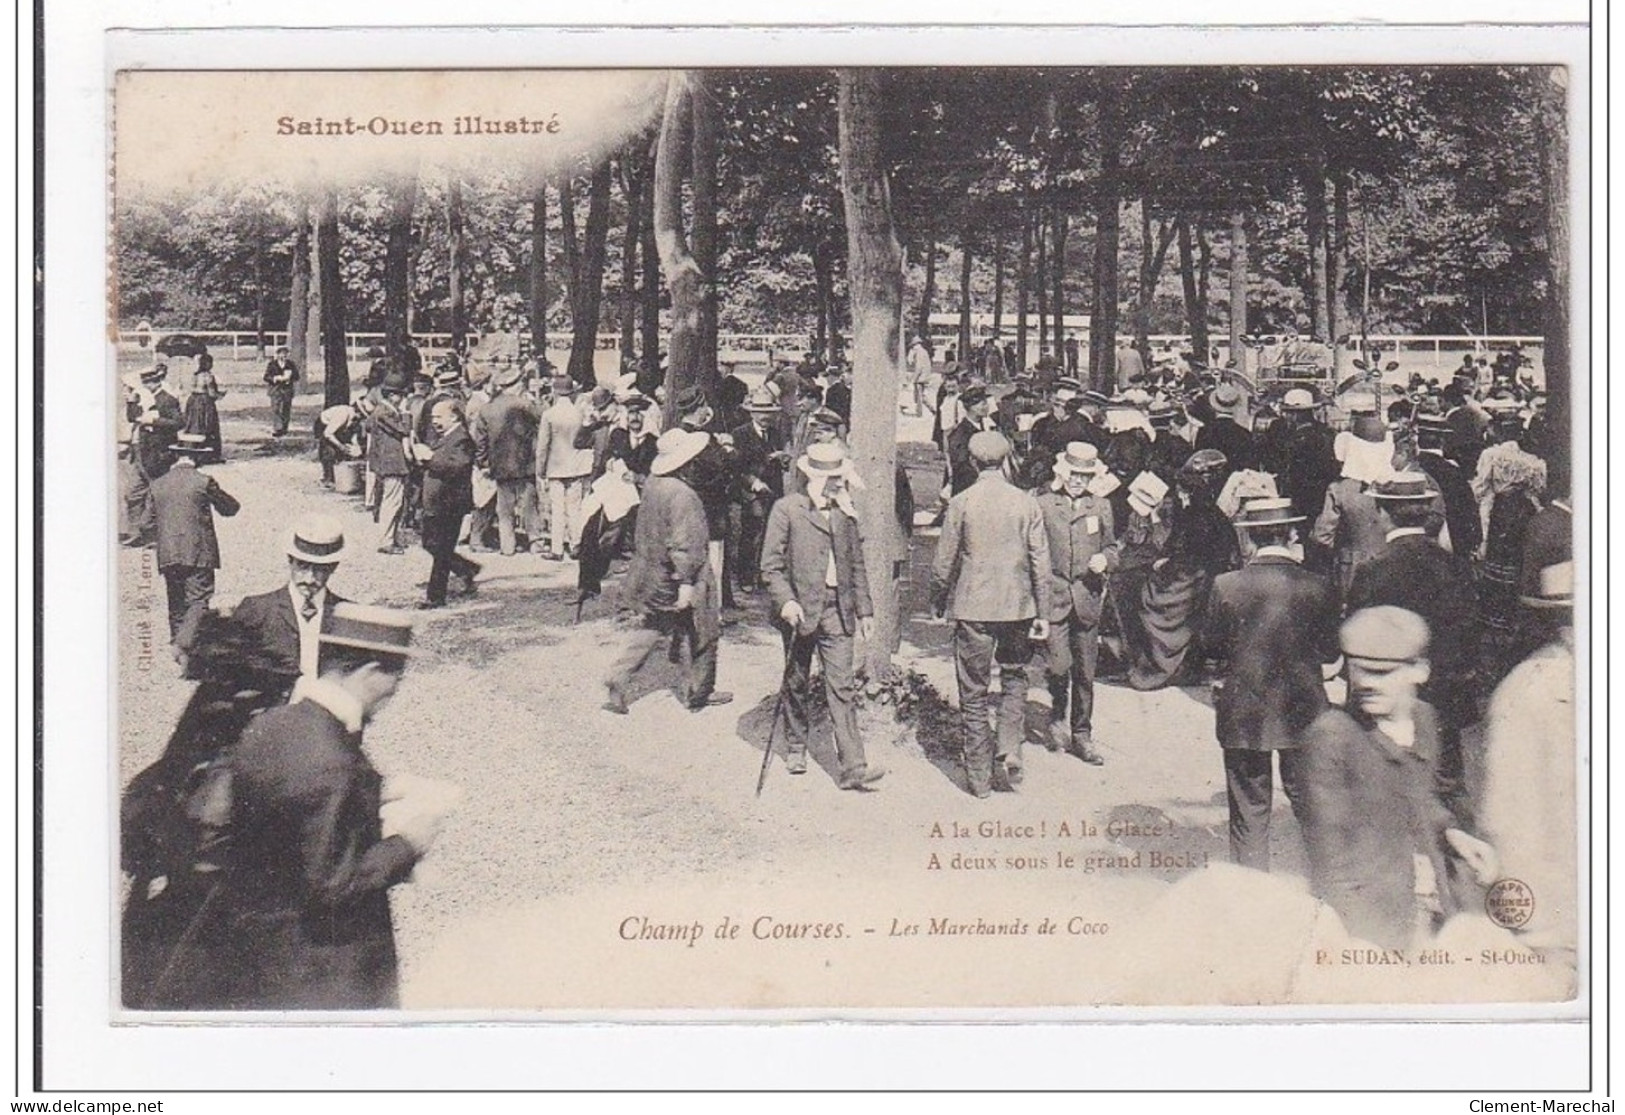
[755,637,795,797]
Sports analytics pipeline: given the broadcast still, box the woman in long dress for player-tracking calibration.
[181,353,226,464]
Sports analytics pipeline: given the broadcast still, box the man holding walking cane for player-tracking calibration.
[759,441,885,792]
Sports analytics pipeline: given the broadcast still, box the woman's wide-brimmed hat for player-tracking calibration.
[650,428,710,476]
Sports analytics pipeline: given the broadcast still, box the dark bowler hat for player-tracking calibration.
[1340,605,1429,664]
[959,384,990,407]
[1233,496,1305,528]
[1372,472,1435,502]
[319,603,416,658]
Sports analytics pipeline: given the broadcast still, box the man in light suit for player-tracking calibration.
[230,512,351,697]
[1201,498,1339,870]
[1036,442,1118,766]
[472,363,541,556]
[535,375,594,560]
[150,432,240,645]
[930,430,1052,797]
[760,441,884,792]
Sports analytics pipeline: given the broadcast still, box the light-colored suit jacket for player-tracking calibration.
[930,471,1052,623]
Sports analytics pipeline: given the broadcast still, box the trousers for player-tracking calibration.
[268,385,295,435]
[780,602,867,778]
[953,619,1036,795]
[605,608,717,709]
[495,478,538,555]
[544,476,588,554]
[161,565,215,644]
[1046,612,1101,746]
[375,475,406,549]
[1222,747,1307,871]
[422,513,479,604]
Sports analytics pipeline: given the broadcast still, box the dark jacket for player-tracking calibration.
[367,399,411,478]
[760,493,873,637]
[620,473,719,646]
[605,427,658,478]
[945,417,986,496]
[213,696,419,1008]
[471,392,540,482]
[730,419,786,507]
[263,358,300,389]
[151,462,239,570]
[1415,450,1482,558]
[1036,490,1118,626]
[1195,416,1255,475]
[231,586,349,686]
[423,425,476,521]
[1203,554,1338,751]
[1300,702,1461,950]
[1345,533,1477,716]
[137,388,186,479]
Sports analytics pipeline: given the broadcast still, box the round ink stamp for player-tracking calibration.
[1485,878,1535,929]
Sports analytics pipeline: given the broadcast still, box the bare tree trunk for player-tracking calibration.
[1196,220,1213,366]
[1330,168,1352,375]
[567,160,614,388]
[837,68,905,675]
[1035,220,1048,360]
[528,181,548,366]
[1050,208,1068,357]
[304,207,322,379]
[691,71,721,385]
[813,239,836,360]
[617,154,643,370]
[992,232,1005,335]
[916,233,937,344]
[1305,158,1330,341]
[638,160,661,392]
[957,237,973,363]
[447,176,467,354]
[1135,204,1175,364]
[1016,211,1031,369]
[252,212,267,356]
[1537,66,1570,485]
[316,186,349,406]
[287,197,311,369]
[1228,208,1248,374]
[1090,75,1123,392]
[382,173,416,365]
[1176,212,1210,368]
[653,73,707,424]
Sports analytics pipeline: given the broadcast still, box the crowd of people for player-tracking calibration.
[116,327,1577,1009]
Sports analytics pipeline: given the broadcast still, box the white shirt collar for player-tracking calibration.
[290,675,365,733]
[1385,527,1427,542]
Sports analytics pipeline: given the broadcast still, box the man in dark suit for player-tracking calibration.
[263,346,300,437]
[471,363,540,556]
[164,605,452,1008]
[731,387,788,593]
[1195,382,1255,479]
[230,513,350,694]
[1345,472,1480,822]
[931,431,1053,797]
[945,384,996,496]
[414,399,481,608]
[1413,413,1482,559]
[760,441,884,791]
[1036,442,1118,766]
[150,432,240,645]
[1201,498,1339,870]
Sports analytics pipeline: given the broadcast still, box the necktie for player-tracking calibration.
[300,593,319,623]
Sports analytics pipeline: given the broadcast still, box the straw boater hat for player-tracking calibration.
[1126,471,1170,518]
[433,363,463,388]
[959,384,991,408]
[796,441,859,485]
[1280,388,1318,412]
[140,363,168,384]
[1053,442,1105,477]
[1147,398,1178,425]
[650,428,710,476]
[493,362,526,390]
[1052,377,1083,400]
[674,385,709,414]
[1233,496,1304,529]
[743,386,780,413]
[616,388,652,410]
[1209,382,1245,414]
[1339,605,1429,665]
[318,602,416,658]
[286,512,348,564]
[1371,472,1435,502]
[1520,560,1573,610]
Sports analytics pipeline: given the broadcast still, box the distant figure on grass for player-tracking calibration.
[263,346,300,437]
[760,441,884,792]
[181,353,226,464]
[150,431,240,647]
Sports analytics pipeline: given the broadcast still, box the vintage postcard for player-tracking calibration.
[103,38,1588,1027]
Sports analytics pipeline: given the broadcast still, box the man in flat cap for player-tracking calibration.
[1299,606,1495,950]
[150,431,241,647]
[931,430,1053,796]
[1201,498,1339,871]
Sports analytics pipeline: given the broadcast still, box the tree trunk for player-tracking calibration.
[916,234,937,344]
[638,158,661,393]
[653,72,708,424]
[1228,208,1248,374]
[1537,66,1570,486]
[528,182,548,367]
[1035,220,1048,361]
[1090,75,1123,392]
[690,71,721,385]
[957,237,973,363]
[813,239,836,361]
[1196,220,1212,366]
[837,68,905,676]
[617,151,643,368]
[252,212,267,356]
[1330,168,1352,375]
[1304,158,1330,341]
[447,176,467,354]
[315,186,348,406]
[1135,204,1175,365]
[564,161,614,388]
[1016,211,1031,369]
[991,233,1005,335]
[1050,208,1068,357]
[287,198,311,370]
[304,207,322,380]
[1176,212,1210,368]
[382,174,416,366]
